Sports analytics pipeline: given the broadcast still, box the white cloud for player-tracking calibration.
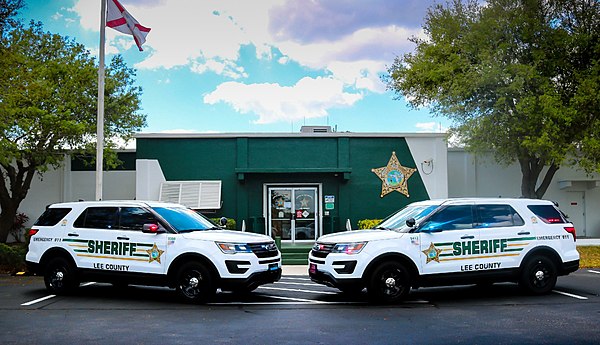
[69,0,427,124]
[204,77,362,124]
[415,122,447,133]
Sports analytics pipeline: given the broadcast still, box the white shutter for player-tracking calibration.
[159,181,221,209]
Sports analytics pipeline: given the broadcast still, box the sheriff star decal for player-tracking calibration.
[146,243,164,264]
[371,151,417,198]
[422,242,442,263]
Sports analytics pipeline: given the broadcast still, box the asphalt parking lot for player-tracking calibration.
[1,268,599,344]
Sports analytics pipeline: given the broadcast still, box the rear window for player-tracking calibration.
[527,205,567,224]
[34,208,72,226]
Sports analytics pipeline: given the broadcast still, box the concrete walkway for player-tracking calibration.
[282,239,600,275]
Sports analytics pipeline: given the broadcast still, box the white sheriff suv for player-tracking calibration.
[309,198,580,303]
[26,200,281,302]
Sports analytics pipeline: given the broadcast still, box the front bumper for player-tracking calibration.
[309,262,363,290]
[220,267,282,291]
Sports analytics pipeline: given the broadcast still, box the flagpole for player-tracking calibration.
[96,0,107,201]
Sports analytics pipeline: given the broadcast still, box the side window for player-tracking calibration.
[527,205,567,224]
[476,204,525,228]
[34,208,72,226]
[118,207,158,231]
[74,207,118,229]
[419,205,474,232]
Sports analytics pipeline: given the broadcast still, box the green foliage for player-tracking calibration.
[357,219,382,230]
[0,243,26,271]
[0,20,146,242]
[387,0,600,198]
[210,218,237,230]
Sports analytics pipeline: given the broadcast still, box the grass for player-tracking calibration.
[578,246,600,268]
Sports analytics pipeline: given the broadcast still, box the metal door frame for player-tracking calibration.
[264,183,322,243]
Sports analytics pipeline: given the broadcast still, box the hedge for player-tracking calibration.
[357,219,382,230]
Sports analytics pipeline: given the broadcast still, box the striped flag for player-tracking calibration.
[106,0,151,51]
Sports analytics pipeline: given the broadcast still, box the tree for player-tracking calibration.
[0,0,24,37]
[0,22,146,243]
[386,0,600,198]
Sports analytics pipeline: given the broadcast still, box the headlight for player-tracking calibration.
[331,242,367,254]
[216,242,252,254]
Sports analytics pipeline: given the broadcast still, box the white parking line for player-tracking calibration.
[275,281,329,287]
[552,290,588,300]
[21,295,56,306]
[258,286,338,295]
[280,277,311,281]
[588,270,600,275]
[81,282,96,287]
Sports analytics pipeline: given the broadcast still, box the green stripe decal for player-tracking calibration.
[505,237,536,242]
[62,239,88,243]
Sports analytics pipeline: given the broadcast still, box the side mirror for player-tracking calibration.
[406,218,416,228]
[219,217,228,227]
[143,223,165,234]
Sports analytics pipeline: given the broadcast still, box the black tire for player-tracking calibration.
[367,261,411,303]
[44,257,79,295]
[519,255,557,295]
[175,261,215,303]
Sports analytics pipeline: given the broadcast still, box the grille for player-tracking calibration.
[247,242,279,258]
[311,242,334,258]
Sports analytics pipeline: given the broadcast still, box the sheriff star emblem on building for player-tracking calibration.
[371,151,417,198]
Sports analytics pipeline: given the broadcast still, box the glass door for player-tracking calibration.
[269,187,318,242]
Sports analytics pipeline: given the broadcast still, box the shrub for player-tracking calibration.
[10,212,29,243]
[210,217,237,230]
[357,219,382,230]
[0,243,27,272]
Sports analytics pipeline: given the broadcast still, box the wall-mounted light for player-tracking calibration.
[421,159,434,175]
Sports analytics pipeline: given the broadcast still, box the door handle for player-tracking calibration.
[67,233,79,237]
[518,231,531,235]
[461,235,475,239]
[117,236,129,240]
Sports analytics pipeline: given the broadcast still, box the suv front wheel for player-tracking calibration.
[520,255,557,294]
[367,261,411,303]
[175,261,215,303]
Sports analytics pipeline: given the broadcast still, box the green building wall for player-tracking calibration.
[136,135,430,234]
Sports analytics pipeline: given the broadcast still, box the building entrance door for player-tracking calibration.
[268,187,318,242]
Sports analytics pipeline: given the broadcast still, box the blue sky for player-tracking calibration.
[18,0,450,135]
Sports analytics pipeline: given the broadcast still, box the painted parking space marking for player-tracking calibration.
[588,270,600,275]
[552,290,588,300]
[258,286,338,295]
[21,294,56,306]
[275,281,330,288]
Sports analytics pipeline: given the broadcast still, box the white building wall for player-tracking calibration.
[448,149,600,238]
[5,158,135,240]
[406,136,448,199]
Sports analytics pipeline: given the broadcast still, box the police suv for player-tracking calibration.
[26,200,281,302]
[309,198,580,303]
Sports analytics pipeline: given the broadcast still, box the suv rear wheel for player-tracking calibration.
[175,261,215,303]
[367,261,411,303]
[44,257,79,294]
[520,255,557,294]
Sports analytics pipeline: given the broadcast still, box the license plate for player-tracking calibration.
[309,263,317,274]
[268,263,278,271]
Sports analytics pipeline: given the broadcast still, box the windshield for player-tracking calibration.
[152,207,217,232]
[377,204,439,232]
